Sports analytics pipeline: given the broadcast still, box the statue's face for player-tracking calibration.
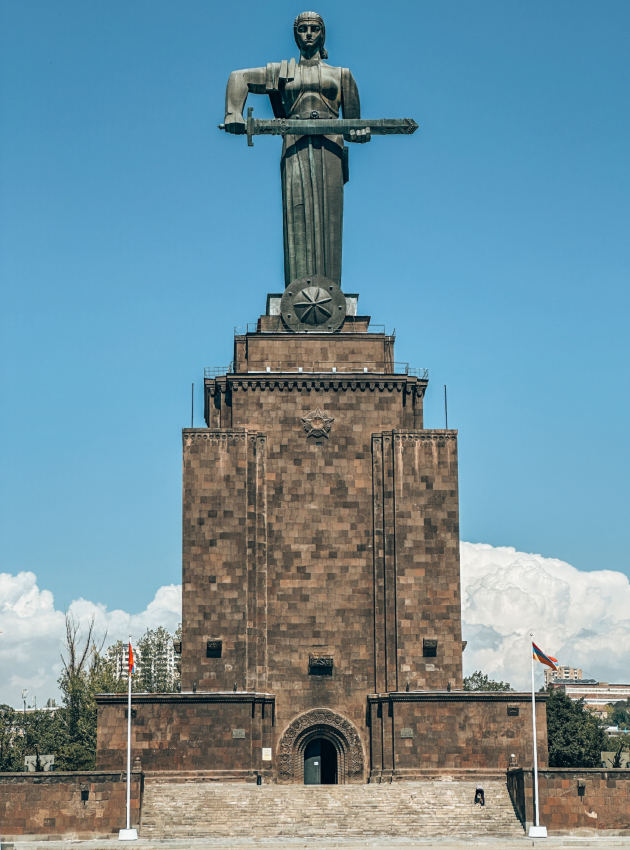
[296,21,323,55]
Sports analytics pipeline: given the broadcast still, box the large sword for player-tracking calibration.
[219,107,418,147]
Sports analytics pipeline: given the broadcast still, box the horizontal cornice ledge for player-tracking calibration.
[510,767,630,776]
[206,375,428,393]
[95,691,275,706]
[225,375,424,393]
[0,771,142,782]
[367,691,547,703]
[182,429,249,445]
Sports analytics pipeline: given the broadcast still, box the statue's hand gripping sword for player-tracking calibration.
[219,107,418,147]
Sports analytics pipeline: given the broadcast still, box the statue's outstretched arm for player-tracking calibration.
[224,68,267,135]
[341,69,370,144]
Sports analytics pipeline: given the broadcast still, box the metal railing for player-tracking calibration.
[407,367,429,379]
[205,363,428,379]
[204,365,234,378]
[234,323,391,336]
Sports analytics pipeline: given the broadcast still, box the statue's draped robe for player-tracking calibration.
[268,58,361,287]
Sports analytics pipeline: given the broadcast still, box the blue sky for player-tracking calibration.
[1,0,629,617]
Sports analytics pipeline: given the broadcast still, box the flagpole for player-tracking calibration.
[119,635,138,841]
[529,633,547,838]
[126,656,131,829]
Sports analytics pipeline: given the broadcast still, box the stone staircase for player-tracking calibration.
[140,778,524,839]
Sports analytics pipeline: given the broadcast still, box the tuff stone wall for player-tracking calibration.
[183,333,458,739]
[95,692,541,782]
[509,768,630,833]
[369,693,548,780]
[233,330,395,374]
[0,771,140,839]
[98,329,474,777]
[372,432,462,693]
[156,329,464,777]
[96,693,274,776]
[181,429,260,695]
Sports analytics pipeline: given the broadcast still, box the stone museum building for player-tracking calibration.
[95,10,547,787]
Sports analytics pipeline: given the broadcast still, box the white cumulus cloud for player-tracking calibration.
[461,542,630,691]
[0,572,181,708]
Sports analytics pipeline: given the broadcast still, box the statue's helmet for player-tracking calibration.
[293,11,328,59]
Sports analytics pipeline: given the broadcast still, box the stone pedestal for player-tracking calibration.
[96,311,547,781]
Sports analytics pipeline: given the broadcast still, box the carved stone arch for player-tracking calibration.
[277,708,364,784]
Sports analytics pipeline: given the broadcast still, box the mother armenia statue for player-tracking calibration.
[222,12,416,329]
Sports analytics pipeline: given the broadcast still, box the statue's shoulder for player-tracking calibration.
[265,59,298,91]
[321,65,356,87]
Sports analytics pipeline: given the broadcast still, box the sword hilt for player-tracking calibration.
[246,106,254,147]
[216,107,254,145]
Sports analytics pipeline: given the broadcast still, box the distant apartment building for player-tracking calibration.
[544,664,583,686]
[550,680,630,719]
[108,641,178,683]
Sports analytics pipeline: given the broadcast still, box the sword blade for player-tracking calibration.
[253,118,418,137]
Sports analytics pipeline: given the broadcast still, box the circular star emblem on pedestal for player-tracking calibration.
[281,275,347,333]
[302,407,334,438]
[295,286,332,324]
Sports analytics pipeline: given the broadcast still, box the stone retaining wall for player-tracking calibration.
[508,767,630,833]
[96,692,274,773]
[369,692,547,778]
[0,771,141,840]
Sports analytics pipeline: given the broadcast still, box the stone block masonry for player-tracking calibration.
[369,692,548,781]
[97,692,274,777]
[96,323,547,782]
[178,330,460,771]
[372,431,462,694]
[0,771,140,840]
[509,767,630,833]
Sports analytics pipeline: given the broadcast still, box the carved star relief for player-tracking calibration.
[294,286,332,326]
[301,407,334,438]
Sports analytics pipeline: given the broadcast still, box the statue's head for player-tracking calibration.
[294,11,328,60]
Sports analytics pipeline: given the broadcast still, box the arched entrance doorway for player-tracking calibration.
[277,708,364,784]
[304,738,337,784]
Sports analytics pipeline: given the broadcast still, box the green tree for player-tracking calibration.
[0,705,22,771]
[546,686,607,767]
[55,612,102,769]
[0,617,181,772]
[603,731,630,765]
[19,709,64,770]
[463,671,513,691]
[0,702,67,773]
[55,613,125,769]
[608,699,630,731]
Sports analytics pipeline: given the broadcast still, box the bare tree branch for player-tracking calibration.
[61,612,101,676]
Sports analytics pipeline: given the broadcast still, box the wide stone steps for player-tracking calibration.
[140,780,524,839]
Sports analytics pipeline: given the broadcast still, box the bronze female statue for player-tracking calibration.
[223,12,370,290]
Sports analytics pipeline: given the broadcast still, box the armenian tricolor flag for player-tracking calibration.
[128,642,136,676]
[532,642,557,671]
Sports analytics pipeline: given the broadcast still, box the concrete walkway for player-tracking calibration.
[3,836,630,849]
